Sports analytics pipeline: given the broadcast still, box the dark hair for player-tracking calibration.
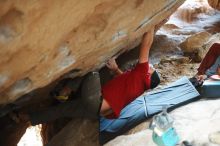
[50,77,82,97]
[150,71,160,89]
[50,78,71,97]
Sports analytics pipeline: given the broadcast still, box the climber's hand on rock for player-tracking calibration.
[143,26,155,38]
[106,58,119,71]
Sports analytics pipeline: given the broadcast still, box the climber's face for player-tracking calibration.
[54,86,72,102]
[59,86,72,97]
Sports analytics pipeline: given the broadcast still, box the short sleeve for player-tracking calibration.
[132,62,149,75]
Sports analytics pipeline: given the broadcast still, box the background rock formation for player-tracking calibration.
[208,0,220,10]
[0,0,185,105]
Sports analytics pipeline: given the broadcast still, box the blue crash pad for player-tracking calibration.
[200,79,220,98]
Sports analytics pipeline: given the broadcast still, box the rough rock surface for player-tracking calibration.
[106,99,220,146]
[180,31,212,53]
[47,119,98,146]
[179,32,220,62]
[179,31,212,62]
[208,0,220,10]
[0,0,185,105]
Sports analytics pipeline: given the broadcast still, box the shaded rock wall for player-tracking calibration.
[0,0,185,105]
[47,119,98,146]
[0,116,29,146]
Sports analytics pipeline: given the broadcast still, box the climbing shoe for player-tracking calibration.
[189,77,203,88]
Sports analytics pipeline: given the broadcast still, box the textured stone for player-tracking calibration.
[208,0,220,10]
[0,0,185,105]
[0,8,24,43]
[179,31,212,62]
[47,119,98,146]
[180,31,212,53]
[179,32,220,63]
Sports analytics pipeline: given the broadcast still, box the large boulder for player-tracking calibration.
[179,31,212,62]
[0,0,185,105]
[180,31,212,53]
[180,32,220,62]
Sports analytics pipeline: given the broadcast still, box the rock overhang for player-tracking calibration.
[0,0,186,105]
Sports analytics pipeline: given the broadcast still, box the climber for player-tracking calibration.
[99,26,160,118]
[196,43,220,81]
[99,76,201,144]
[11,24,206,145]
[13,25,160,126]
[99,33,220,146]
[99,47,220,143]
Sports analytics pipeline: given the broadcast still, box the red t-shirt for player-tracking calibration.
[101,62,151,118]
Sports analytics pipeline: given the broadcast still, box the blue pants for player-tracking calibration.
[99,77,200,144]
